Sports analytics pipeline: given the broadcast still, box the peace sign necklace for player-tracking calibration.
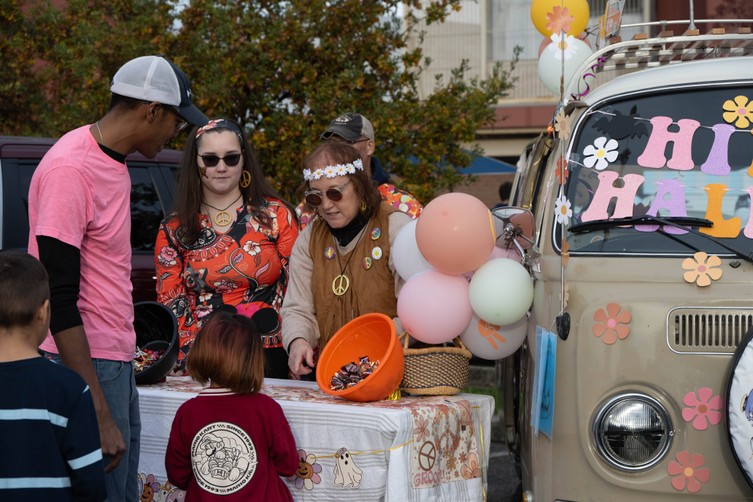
[331,228,366,296]
[203,193,243,227]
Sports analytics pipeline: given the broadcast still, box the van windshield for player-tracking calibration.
[560,85,753,257]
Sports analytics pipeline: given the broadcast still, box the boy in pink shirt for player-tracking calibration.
[28,55,207,501]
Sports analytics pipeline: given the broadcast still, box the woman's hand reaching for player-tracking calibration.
[288,338,315,377]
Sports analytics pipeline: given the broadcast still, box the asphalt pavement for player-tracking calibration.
[486,441,522,502]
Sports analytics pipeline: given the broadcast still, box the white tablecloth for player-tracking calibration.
[137,377,493,501]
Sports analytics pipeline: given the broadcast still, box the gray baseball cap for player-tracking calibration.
[321,112,375,142]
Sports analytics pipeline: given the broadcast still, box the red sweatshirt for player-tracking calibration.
[166,388,298,501]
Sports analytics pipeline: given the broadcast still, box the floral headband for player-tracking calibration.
[195,119,243,139]
[303,159,364,181]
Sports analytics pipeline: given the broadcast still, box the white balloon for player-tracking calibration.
[460,314,528,360]
[469,258,533,326]
[464,246,522,281]
[392,219,432,281]
[537,36,593,95]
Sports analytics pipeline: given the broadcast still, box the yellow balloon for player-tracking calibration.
[530,0,590,38]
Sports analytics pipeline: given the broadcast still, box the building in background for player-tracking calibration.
[408,0,744,165]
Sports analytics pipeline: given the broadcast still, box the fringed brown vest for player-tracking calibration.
[310,203,398,350]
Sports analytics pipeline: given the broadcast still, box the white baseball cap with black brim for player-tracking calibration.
[110,55,208,127]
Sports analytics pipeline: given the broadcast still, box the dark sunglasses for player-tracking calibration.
[304,180,351,206]
[198,153,242,167]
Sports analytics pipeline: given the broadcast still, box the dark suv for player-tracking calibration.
[0,136,181,303]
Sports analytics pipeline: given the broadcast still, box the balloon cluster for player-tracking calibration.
[531,0,593,95]
[395,193,533,360]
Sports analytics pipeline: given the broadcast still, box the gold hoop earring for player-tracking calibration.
[240,170,252,188]
[360,201,367,213]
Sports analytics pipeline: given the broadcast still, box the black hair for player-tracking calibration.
[173,118,298,244]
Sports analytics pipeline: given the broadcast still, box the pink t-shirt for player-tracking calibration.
[28,125,135,361]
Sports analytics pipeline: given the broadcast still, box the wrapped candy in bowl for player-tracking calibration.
[132,302,179,385]
[316,313,404,402]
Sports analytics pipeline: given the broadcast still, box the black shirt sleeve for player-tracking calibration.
[36,235,84,334]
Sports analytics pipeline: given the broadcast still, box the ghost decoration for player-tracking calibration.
[333,447,363,488]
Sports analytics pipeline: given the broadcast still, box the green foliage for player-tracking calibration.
[1,0,51,135]
[2,0,174,133]
[2,0,516,202]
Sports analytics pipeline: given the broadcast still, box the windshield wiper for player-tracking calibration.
[569,215,753,264]
[569,215,712,234]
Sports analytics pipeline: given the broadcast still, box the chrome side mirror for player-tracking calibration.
[492,207,535,259]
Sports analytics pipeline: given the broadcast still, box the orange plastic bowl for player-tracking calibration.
[316,313,405,402]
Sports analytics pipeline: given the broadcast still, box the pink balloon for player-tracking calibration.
[415,193,496,275]
[397,269,473,344]
[489,246,522,263]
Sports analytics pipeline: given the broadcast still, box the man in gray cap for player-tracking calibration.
[298,112,422,228]
[27,55,207,501]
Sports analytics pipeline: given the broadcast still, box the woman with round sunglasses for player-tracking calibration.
[154,119,299,378]
[281,141,411,378]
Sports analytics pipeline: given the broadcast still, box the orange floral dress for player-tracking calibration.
[155,198,299,376]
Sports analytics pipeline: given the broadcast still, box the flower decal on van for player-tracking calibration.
[682,252,723,287]
[554,109,573,142]
[722,95,753,129]
[554,156,569,184]
[545,6,574,35]
[583,137,619,170]
[554,195,572,224]
[592,303,631,345]
[682,387,722,431]
[550,33,578,61]
[667,451,710,493]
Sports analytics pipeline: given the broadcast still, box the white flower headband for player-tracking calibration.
[303,159,364,181]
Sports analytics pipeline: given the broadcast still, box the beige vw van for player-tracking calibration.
[502,28,753,501]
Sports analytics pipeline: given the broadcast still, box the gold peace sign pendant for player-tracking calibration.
[332,274,350,296]
[214,210,232,227]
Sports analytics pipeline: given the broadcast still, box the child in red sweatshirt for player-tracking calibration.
[165,311,298,500]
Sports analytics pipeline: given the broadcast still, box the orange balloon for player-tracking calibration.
[530,0,590,38]
[415,192,495,275]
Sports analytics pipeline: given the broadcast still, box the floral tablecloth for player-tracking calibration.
[137,377,493,501]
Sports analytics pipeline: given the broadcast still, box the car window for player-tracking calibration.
[1,158,36,250]
[1,157,168,253]
[129,165,165,252]
[559,85,753,256]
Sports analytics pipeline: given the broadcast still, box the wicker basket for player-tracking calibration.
[400,335,472,396]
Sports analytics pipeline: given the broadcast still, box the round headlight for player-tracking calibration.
[592,393,673,470]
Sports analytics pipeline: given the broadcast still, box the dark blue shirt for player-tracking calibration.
[0,357,105,501]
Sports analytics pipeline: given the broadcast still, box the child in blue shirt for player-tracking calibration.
[0,250,105,501]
